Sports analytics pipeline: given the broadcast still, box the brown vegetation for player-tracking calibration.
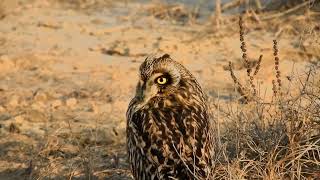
[212,15,320,179]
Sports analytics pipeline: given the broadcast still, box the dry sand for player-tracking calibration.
[0,0,319,179]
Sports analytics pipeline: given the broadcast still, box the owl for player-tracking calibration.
[126,54,214,180]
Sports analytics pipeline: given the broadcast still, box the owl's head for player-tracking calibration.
[133,54,201,107]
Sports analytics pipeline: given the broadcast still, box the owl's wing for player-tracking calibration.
[127,97,213,178]
[146,105,212,178]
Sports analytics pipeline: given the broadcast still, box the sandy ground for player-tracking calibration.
[0,0,319,179]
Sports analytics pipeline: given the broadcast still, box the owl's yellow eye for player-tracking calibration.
[156,77,167,85]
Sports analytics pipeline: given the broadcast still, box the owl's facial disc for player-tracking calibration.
[135,72,178,107]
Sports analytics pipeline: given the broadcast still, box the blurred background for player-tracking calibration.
[0,0,319,179]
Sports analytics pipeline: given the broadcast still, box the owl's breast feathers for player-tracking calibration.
[127,90,214,179]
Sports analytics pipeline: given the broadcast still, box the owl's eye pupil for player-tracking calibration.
[157,77,167,85]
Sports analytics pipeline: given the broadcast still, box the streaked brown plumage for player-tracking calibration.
[126,54,214,180]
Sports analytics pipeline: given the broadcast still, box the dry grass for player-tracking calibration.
[210,15,320,179]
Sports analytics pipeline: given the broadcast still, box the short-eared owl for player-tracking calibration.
[126,54,214,180]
